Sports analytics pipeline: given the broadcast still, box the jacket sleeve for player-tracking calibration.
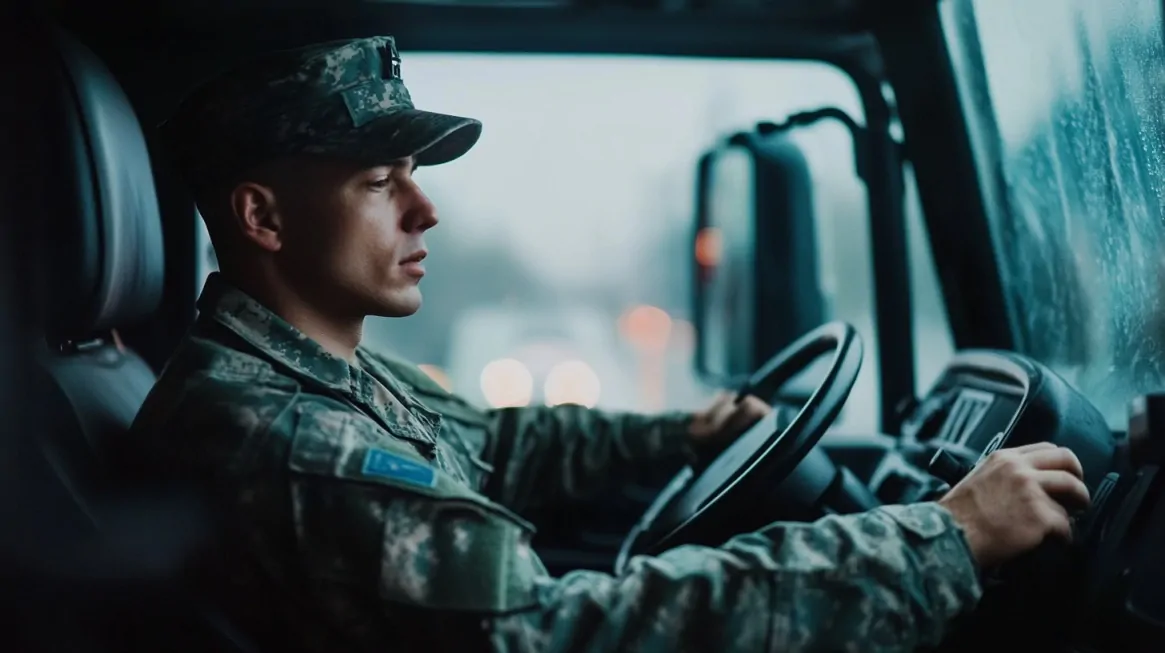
[285,414,983,653]
[480,405,697,510]
[359,347,789,512]
[359,347,697,508]
[492,502,983,652]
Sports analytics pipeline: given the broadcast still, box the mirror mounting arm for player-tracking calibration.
[754,107,916,434]
[756,108,869,185]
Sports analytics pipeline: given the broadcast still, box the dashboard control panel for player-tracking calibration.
[896,351,1115,492]
[891,350,1121,653]
[902,371,1022,456]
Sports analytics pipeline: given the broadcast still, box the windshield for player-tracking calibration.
[944,0,1165,427]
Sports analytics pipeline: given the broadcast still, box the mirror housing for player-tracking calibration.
[693,127,826,386]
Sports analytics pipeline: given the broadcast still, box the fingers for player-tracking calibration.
[693,393,770,443]
[694,393,734,425]
[736,395,771,419]
[1024,446,1085,480]
[712,390,736,406]
[1033,469,1092,509]
[996,443,1084,479]
[722,396,770,434]
[1038,499,1074,543]
[711,397,739,428]
[1009,441,1058,454]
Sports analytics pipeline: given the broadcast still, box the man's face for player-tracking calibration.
[259,155,438,318]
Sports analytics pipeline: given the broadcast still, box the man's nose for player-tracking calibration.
[404,186,439,232]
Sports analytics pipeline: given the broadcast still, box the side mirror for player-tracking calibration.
[693,128,826,387]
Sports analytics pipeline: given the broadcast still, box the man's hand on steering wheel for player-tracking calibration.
[687,393,772,460]
[938,442,1092,570]
[617,322,862,570]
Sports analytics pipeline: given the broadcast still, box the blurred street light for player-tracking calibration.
[480,358,534,408]
[545,360,602,407]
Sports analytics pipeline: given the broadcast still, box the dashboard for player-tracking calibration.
[852,351,1118,516]
[545,345,1165,652]
[825,349,1165,653]
[903,370,1022,454]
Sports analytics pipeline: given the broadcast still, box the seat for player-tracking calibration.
[0,23,258,653]
[36,26,167,531]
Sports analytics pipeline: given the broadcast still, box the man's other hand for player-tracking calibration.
[938,442,1091,570]
[687,392,771,456]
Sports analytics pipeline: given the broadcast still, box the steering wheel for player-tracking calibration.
[615,321,863,574]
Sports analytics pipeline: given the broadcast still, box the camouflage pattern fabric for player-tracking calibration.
[160,36,483,189]
[371,346,704,504]
[125,273,983,652]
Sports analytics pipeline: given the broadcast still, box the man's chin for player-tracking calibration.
[373,288,422,318]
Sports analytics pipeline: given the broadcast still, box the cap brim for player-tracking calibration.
[346,108,482,167]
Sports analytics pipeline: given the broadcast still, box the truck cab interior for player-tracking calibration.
[2,0,1165,651]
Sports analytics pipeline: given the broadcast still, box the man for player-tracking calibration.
[128,36,1091,652]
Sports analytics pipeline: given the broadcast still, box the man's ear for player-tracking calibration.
[229,182,284,252]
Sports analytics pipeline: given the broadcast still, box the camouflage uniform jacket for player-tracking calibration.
[126,274,983,652]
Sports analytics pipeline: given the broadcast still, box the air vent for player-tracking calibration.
[936,389,994,445]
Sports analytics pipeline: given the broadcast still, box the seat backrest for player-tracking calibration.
[28,27,169,560]
[0,24,259,653]
[39,27,164,467]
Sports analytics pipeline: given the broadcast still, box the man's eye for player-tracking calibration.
[369,178,391,190]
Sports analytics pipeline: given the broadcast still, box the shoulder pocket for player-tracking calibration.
[395,498,545,613]
[288,406,497,504]
[286,406,543,613]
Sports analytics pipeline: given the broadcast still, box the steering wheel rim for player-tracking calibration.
[615,321,863,574]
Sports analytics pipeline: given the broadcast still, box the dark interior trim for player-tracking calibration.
[873,2,1015,352]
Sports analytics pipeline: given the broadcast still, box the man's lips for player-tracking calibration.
[401,250,427,277]
[401,250,427,264]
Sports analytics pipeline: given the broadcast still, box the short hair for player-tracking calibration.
[187,156,311,269]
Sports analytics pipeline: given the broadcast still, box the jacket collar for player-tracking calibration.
[196,273,441,448]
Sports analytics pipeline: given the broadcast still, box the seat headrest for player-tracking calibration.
[42,30,164,342]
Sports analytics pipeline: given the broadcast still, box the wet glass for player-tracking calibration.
[945,0,1165,427]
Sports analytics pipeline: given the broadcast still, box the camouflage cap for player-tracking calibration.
[161,36,482,187]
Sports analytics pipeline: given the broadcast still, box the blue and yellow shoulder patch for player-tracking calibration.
[362,448,437,489]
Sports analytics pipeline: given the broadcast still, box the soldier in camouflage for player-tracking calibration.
[128,35,1092,652]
